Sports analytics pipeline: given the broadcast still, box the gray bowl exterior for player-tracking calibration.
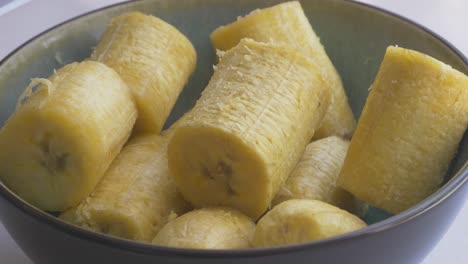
[0,0,467,263]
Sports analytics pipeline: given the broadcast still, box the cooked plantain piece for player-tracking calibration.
[0,61,137,211]
[152,207,255,249]
[211,1,355,139]
[253,199,366,247]
[168,39,330,219]
[60,134,190,242]
[273,136,355,212]
[92,12,196,133]
[338,46,468,213]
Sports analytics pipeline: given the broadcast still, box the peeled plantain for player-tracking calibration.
[92,12,197,133]
[253,199,366,247]
[168,39,330,220]
[338,46,468,214]
[0,61,137,211]
[273,136,355,211]
[152,207,255,249]
[60,134,189,242]
[211,1,355,139]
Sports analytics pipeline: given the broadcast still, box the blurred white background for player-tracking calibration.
[0,0,467,263]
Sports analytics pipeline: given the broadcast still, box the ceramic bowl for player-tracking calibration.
[0,1,467,263]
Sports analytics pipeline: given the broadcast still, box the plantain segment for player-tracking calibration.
[60,134,190,241]
[168,39,330,219]
[211,1,355,139]
[152,207,255,249]
[0,61,137,211]
[253,199,366,247]
[338,46,468,213]
[273,136,355,212]
[92,12,197,133]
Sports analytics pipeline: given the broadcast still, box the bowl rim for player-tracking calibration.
[0,0,467,258]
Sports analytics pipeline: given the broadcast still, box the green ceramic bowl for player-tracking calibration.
[0,1,467,263]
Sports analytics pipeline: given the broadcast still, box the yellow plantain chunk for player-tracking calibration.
[60,134,190,241]
[0,61,137,211]
[273,136,355,212]
[211,1,355,139]
[92,12,197,133]
[168,39,330,219]
[338,46,468,213]
[152,207,255,249]
[253,199,366,247]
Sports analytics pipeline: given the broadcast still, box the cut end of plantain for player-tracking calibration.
[253,199,367,247]
[338,46,468,214]
[169,125,270,220]
[152,207,255,249]
[168,39,330,220]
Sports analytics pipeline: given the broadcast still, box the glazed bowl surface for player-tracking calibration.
[0,0,467,263]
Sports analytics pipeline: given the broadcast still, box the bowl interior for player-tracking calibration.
[0,0,467,232]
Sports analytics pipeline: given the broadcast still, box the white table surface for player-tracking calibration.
[0,0,467,263]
